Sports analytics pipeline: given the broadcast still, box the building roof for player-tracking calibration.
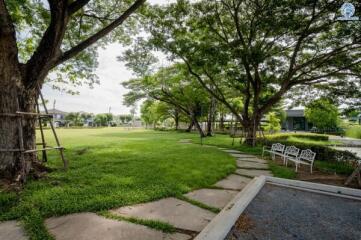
[46,108,68,115]
[286,109,305,117]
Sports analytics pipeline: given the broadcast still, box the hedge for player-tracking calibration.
[266,133,329,142]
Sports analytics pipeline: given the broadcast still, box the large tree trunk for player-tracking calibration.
[185,121,194,132]
[219,112,225,132]
[192,114,206,138]
[206,97,216,136]
[174,109,179,130]
[0,69,38,181]
[242,114,261,147]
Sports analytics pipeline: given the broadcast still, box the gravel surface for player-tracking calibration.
[226,184,361,240]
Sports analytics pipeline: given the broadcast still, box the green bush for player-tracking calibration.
[345,126,361,139]
[266,133,329,142]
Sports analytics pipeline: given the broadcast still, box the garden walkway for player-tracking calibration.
[0,146,272,240]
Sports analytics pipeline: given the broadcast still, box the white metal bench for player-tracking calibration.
[286,149,316,173]
[262,143,285,160]
[282,146,300,165]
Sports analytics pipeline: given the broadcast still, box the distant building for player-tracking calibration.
[46,108,68,127]
[282,109,312,131]
[350,114,361,125]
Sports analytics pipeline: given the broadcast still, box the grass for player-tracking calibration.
[314,161,355,175]
[0,128,235,238]
[286,136,341,146]
[176,195,220,214]
[345,125,361,139]
[98,211,176,233]
[268,161,297,179]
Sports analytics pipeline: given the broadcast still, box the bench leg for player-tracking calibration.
[295,163,298,172]
[310,165,313,174]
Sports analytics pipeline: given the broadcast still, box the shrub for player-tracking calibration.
[266,133,329,142]
[345,126,361,139]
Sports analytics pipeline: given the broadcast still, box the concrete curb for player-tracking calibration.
[194,176,266,240]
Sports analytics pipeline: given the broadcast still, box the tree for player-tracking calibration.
[94,113,113,126]
[122,63,211,137]
[140,100,173,128]
[131,0,361,146]
[118,114,132,124]
[264,112,281,134]
[65,112,83,126]
[305,99,339,130]
[0,0,145,181]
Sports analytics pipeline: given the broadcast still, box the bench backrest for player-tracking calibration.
[271,143,285,153]
[284,146,300,158]
[299,149,316,164]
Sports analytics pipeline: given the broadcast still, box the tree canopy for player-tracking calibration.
[305,98,339,130]
[123,0,361,144]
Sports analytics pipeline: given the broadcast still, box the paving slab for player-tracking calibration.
[184,189,239,209]
[236,160,269,169]
[221,149,242,154]
[235,169,272,177]
[0,221,27,240]
[111,198,216,232]
[214,174,251,190]
[45,212,191,240]
[237,157,268,164]
[229,153,259,159]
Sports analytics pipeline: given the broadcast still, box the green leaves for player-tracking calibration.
[305,98,339,130]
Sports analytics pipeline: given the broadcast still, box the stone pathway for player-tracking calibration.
[0,147,272,240]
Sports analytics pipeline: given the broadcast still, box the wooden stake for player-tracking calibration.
[15,96,26,182]
[36,100,48,162]
[38,87,68,170]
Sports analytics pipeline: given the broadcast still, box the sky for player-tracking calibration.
[42,0,177,115]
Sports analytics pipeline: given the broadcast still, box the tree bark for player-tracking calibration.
[192,114,205,137]
[185,121,194,132]
[242,114,261,147]
[219,112,225,132]
[206,97,216,136]
[174,108,179,130]
[0,57,38,181]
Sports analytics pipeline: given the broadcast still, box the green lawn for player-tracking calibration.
[345,125,361,139]
[0,128,235,239]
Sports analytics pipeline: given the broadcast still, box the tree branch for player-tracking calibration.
[23,0,69,89]
[53,0,145,67]
[68,0,91,15]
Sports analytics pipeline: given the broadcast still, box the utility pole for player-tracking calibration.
[108,106,111,127]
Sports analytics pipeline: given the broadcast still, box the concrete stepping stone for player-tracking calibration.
[111,198,216,232]
[214,174,251,190]
[236,160,269,169]
[221,149,242,154]
[237,157,268,164]
[229,153,259,158]
[0,221,27,240]
[236,168,272,177]
[45,212,191,240]
[184,189,238,209]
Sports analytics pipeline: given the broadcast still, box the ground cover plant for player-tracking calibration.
[345,125,361,139]
[0,128,235,239]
